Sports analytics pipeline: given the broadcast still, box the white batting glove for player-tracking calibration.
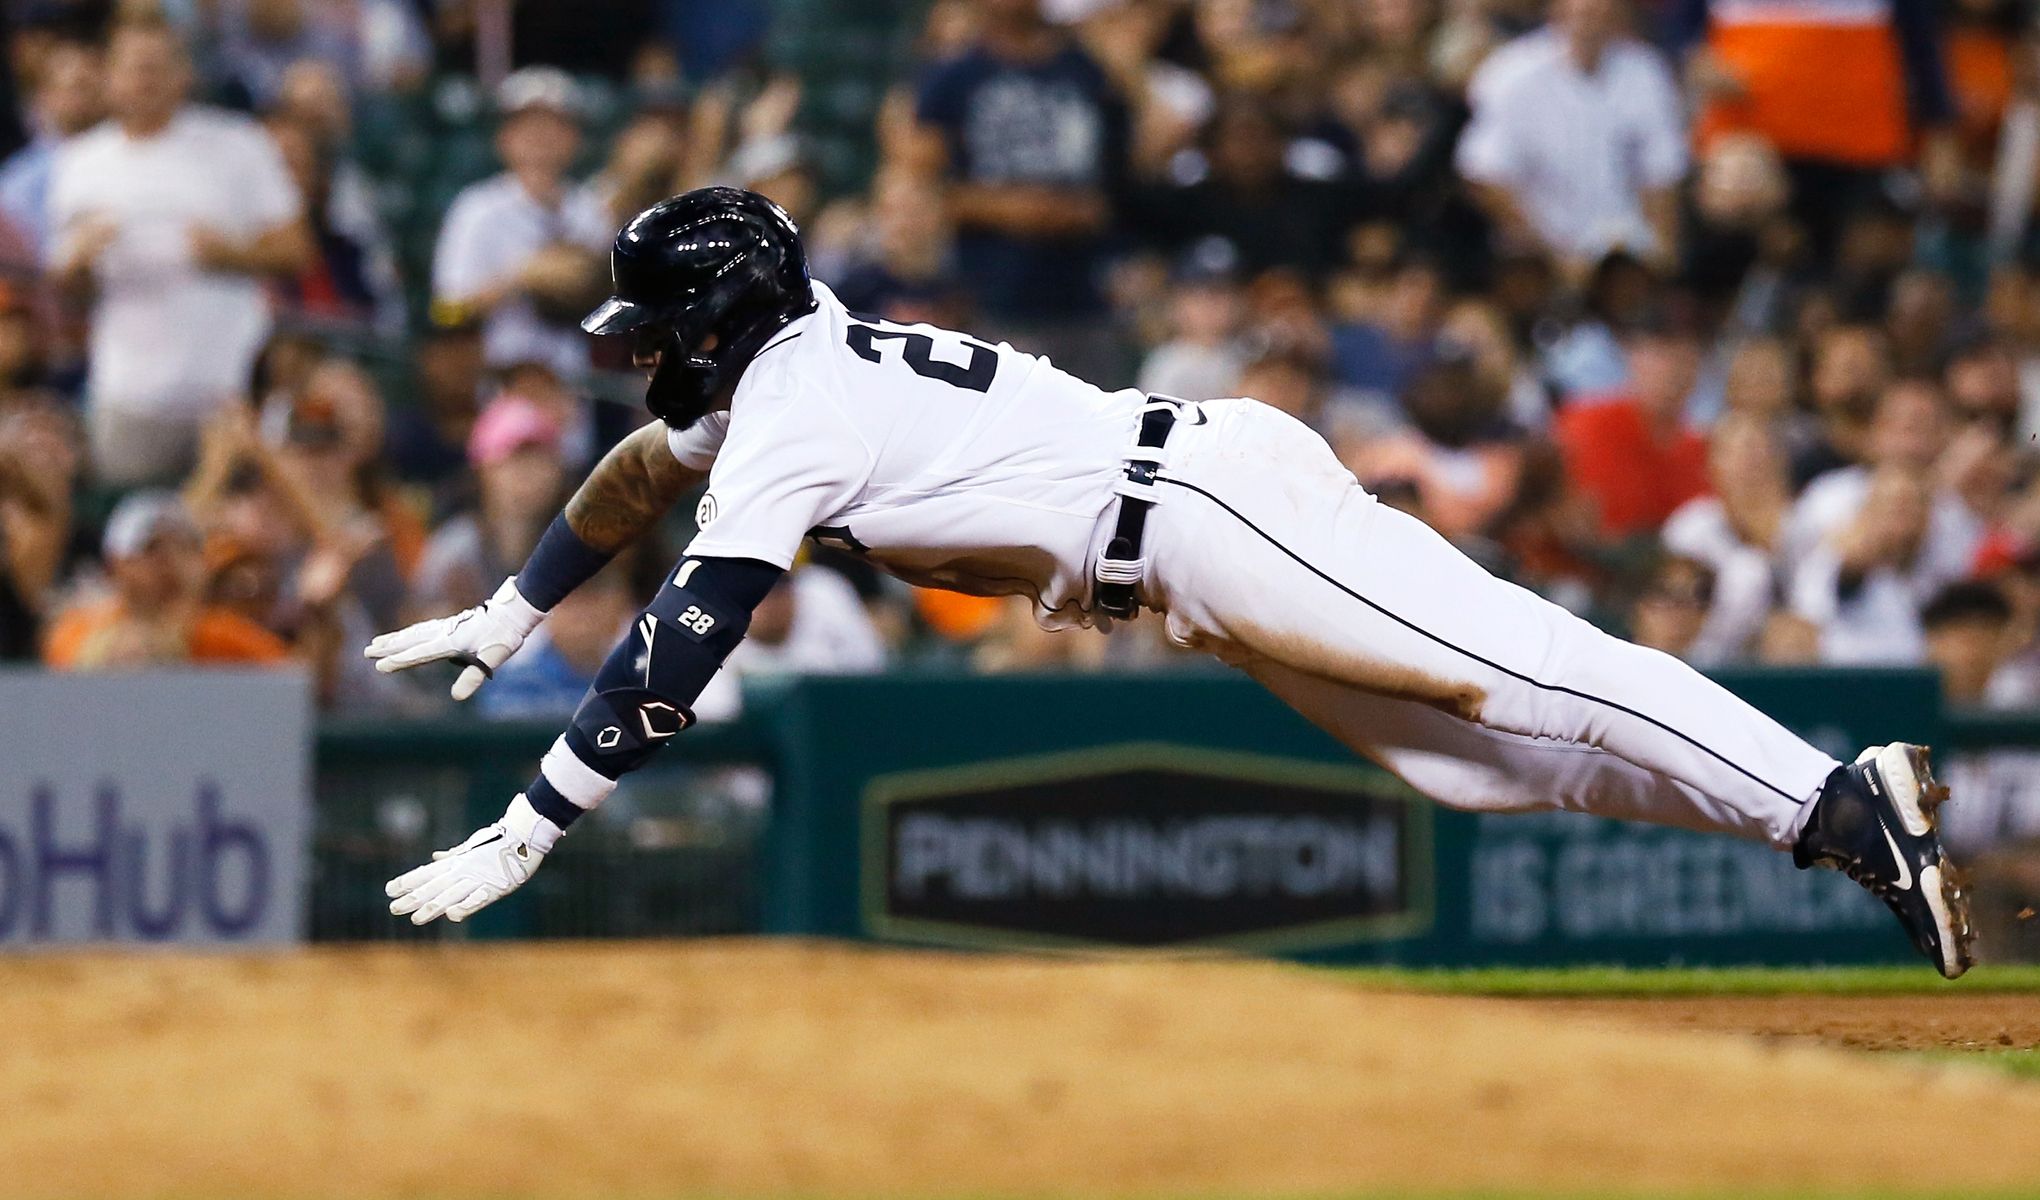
[386,795,561,925]
[364,577,544,700]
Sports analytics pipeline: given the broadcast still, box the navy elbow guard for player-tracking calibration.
[526,557,782,831]
[566,559,759,776]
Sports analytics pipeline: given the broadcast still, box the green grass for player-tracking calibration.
[1329,963,2040,997]
[1327,962,2040,1086]
[1910,1047,2040,1079]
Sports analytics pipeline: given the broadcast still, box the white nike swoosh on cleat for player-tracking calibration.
[1879,817,1913,890]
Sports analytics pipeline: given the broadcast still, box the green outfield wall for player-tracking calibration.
[316,667,1959,965]
[745,669,1938,966]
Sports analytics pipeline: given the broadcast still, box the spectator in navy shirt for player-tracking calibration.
[905,0,1130,384]
[1332,255,1446,406]
[829,168,968,329]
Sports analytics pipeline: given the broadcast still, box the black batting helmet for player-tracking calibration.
[582,187,817,427]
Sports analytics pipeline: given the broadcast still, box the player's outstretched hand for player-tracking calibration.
[386,795,559,925]
[364,577,544,700]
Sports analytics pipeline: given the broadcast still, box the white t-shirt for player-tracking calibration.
[1455,29,1687,261]
[1782,468,1980,666]
[49,107,300,417]
[668,283,1144,627]
[431,172,612,377]
[1781,464,1982,567]
[1137,339,1244,404]
[1657,496,1777,667]
[692,564,889,720]
[728,565,887,675]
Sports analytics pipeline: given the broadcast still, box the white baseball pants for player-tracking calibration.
[1138,399,1841,848]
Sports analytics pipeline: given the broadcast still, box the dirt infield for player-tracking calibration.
[9,942,2040,1199]
[1517,993,2040,1052]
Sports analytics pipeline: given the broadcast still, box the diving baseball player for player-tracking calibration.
[370,188,1975,976]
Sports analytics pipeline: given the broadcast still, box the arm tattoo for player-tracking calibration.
[563,423,701,554]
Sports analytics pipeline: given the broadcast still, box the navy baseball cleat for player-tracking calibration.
[1794,743,1975,979]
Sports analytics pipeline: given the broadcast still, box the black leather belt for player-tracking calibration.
[1094,400,1181,619]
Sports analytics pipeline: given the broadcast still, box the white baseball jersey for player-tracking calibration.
[668,282,1143,627]
[661,283,1849,859]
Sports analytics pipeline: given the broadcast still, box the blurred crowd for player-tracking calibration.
[4,0,2040,832]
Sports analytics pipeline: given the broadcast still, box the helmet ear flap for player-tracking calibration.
[643,330,720,428]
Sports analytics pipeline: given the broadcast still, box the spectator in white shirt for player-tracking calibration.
[1783,379,1980,664]
[1660,412,1791,665]
[1455,0,1687,275]
[1782,378,1979,566]
[1136,254,1246,403]
[48,19,311,486]
[693,564,889,721]
[1788,465,1977,665]
[430,67,612,380]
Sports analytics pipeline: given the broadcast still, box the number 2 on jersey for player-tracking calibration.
[845,320,998,393]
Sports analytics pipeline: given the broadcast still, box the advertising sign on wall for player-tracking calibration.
[864,742,1433,952]
[764,671,1939,965]
[1465,811,1890,948]
[0,670,311,945]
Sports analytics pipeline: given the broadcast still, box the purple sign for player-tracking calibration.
[0,670,309,945]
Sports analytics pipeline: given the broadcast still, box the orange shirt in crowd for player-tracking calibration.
[1554,398,1710,541]
[43,600,291,670]
[1946,23,2014,151]
[915,588,1004,641]
[380,493,429,580]
[1696,0,1921,167]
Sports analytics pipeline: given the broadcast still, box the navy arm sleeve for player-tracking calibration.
[514,515,616,611]
[523,555,783,829]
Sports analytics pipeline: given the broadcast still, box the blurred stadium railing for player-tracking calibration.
[313,716,778,941]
